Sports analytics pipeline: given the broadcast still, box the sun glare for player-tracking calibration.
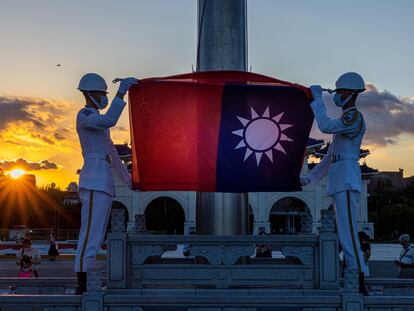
[9,169,26,179]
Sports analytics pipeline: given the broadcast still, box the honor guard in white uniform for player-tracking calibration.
[74,73,138,294]
[301,72,369,295]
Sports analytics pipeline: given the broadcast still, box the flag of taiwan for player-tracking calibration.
[129,71,314,192]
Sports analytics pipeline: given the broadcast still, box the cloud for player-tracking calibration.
[0,96,70,130]
[0,99,35,129]
[0,158,59,171]
[113,126,129,132]
[0,95,77,152]
[111,125,131,144]
[310,84,414,147]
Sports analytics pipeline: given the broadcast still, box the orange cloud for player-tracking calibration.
[0,95,81,187]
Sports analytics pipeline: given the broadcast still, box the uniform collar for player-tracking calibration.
[85,105,99,112]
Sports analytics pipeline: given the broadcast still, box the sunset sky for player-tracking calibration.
[0,0,413,188]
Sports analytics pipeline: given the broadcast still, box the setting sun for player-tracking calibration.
[8,169,26,179]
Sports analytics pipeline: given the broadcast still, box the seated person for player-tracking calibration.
[255,229,272,258]
[16,238,41,278]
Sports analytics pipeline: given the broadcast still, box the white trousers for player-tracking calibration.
[333,190,366,274]
[75,189,112,272]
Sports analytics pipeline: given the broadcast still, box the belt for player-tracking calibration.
[83,153,112,164]
[330,154,359,163]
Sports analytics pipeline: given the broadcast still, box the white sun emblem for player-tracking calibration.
[232,106,294,166]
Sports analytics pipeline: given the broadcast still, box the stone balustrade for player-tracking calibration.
[0,277,76,294]
[1,207,414,311]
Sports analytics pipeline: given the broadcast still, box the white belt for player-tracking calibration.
[83,153,112,164]
[330,154,359,163]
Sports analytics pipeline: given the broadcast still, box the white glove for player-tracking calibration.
[310,85,322,100]
[300,176,311,186]
[118,77,139,95]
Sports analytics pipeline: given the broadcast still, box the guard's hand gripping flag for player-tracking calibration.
[129,71,313,192]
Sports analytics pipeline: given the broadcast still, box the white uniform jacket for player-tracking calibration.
[308,98,366,196]
[76,97,131,197]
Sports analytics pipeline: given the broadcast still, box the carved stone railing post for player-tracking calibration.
[342,269,363,311]
[82,268,103,311]
[87,268,102,293]
[107,208,127,289]
[343,268,358,293]
[301,209,313,234]
[318,209,339,289]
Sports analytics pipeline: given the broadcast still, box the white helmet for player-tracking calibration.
[335,72,365,93]
[78,73,108,93]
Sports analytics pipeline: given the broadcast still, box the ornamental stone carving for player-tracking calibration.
[320,209,336,233]
[111,208,126,232]
[281,246,314,265]
[343,268,359,292]
[131,245,164,265]
[87,268,102,293]
[190,245,255,265]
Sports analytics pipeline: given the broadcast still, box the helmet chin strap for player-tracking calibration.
[340,91,357,107]
[87,93,100,109]
[341,94,354,106]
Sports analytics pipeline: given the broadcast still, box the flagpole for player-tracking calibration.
[196,0,249,236]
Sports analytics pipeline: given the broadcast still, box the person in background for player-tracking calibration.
[394,234,414,278]
[183,229,196,257]
[358,231,371,277]
[255,228,272,258]
[48,234,59,261]
[16,238,41,278]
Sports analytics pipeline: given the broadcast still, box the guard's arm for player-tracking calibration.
[110,141,132,187]
[79,97,126,130]
[310,98,361,134]
[307,143,333,184]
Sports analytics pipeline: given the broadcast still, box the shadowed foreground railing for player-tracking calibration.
[0,277,77,294]
[1,208,414,311]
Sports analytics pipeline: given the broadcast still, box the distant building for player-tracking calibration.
[66,182,78,193]
[112,141,377,238]
[63,182,80,205]
[21,174,36,188]
[63,192,80,206]
[368,168,414,192]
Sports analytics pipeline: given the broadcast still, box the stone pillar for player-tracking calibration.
[184,222,196,235]
[196,0,249,237]
[107,208,127,289]
[318,209,339,289]
[300,208,313,234]
[82,268,103,311]
[197,0,247,72]
[342,269,363,311]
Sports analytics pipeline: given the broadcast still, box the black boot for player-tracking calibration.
[359,272,369,296]
[75,272,87,295]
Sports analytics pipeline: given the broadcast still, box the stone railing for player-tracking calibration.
[0,277,76,294]
[0,294,81,311]
[2,208,414,311]
[106,208,339,291]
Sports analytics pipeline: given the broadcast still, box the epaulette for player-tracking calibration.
[341,109,359,126]
[82,107,94,116]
